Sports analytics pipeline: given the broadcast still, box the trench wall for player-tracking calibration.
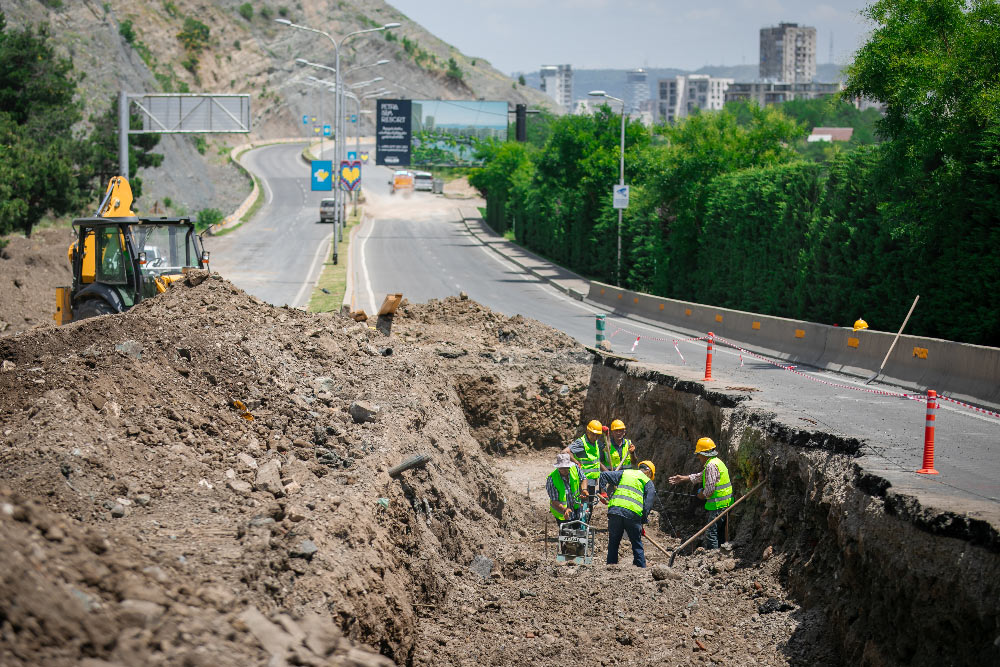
[584,356,1000,666]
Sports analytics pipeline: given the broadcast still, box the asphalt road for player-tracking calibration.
[217,139,1000,527]
[208,142,334,308]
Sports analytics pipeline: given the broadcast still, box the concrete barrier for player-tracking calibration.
[587,281,1000,410]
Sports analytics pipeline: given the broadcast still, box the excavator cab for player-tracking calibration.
[54,177,211,324]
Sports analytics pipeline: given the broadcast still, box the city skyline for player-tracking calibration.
[386,1,872,74]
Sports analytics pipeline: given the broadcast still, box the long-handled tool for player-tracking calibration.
[865,295,919,384]
[669,480,766,566]
[644,530,671,559]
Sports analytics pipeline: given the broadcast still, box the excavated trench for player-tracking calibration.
[581,355,1000,666]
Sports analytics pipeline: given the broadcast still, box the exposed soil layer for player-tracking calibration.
[0,228,74,336]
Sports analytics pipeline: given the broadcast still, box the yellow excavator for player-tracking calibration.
[54,176,211,324]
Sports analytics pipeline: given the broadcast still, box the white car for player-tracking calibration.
[413,171,434,191]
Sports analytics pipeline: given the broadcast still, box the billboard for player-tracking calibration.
[376,99,411,166]
[410,100,508,166]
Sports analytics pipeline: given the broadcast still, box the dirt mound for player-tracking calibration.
[0,228,74,335]
[0,278,589,665]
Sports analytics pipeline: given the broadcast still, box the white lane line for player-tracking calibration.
[293,231,333,309]
[358,216,377,315]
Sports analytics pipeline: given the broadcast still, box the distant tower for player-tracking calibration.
[540,64,574,113]
[760,22,817,83]
[625,69,649,115]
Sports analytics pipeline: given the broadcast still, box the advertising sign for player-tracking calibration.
[339,161,362,192]
[323,124,331,137]
[612,184,630,209]
[360,151,369,163]
[410,100,507,166]
[376,99,411,166]
[311,160,332,191]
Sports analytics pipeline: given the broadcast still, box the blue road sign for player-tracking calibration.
[311,160,333,191]
[323,124,331,137]
[350,114,357,123]
[347,151,357,161]
[302,115,308,125]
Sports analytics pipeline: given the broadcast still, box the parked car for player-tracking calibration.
[413,171,434,191]
[319,198,336,222]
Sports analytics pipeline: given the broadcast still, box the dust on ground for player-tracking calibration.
[0,275,834,666]
[0,228,74,336]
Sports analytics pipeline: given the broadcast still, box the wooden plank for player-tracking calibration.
[377,293,403,317]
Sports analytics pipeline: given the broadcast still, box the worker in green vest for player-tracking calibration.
[598,460,657,567]
[546,452,586,526]
[602,419,636,470]
[668,437,734,549]
[563,420,607,501]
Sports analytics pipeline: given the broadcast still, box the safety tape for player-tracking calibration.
[935,395,1000,420]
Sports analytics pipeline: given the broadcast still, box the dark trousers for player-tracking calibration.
[705,509,728,549]
[606,513,645,567]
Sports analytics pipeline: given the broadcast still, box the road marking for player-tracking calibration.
[358,216,377,315]
[293,231,333,309]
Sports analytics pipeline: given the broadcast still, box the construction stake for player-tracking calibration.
[668,480,766,567]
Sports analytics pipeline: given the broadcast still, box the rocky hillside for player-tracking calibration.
[1,0,553,214]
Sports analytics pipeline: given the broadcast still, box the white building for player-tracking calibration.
[655,75,733,124]
[540,64,573,113]
[724,80,843,106]
[625,69,649,115]
[760,22,817,83]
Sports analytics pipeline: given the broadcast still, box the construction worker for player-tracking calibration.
[599,460,657,567]
[602,419,635,470]
[546,453,587,526]
[668,437,733,549]
[563,420,607,501]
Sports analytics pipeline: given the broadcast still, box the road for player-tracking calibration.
[213,140,1000,527]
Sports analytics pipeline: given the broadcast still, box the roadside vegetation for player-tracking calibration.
[308,211,362,313]
[0,11,162,237]
[471,0,1000,346]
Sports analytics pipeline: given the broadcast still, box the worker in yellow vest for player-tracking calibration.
[546,453,587,526]
[563,420,607,501]
[668,437,733,549]
[598,460,657,567]
[602,419,635,470]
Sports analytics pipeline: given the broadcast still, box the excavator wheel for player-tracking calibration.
[73,298,117,321]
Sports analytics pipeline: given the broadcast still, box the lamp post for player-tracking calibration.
[589,90,626,287]
[277,18,399,232]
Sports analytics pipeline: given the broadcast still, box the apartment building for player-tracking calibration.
[540,64,574,113]
[625,69,650,115]
[724,80,844,106]
[760,22,817,83]
[655,74,733,124]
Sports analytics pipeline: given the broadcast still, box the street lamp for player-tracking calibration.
[297,59,336,157]
[277,18,399,232]
[589,90,626,287]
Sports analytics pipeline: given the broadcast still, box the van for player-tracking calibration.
[390,170,414,194]
[319,198,336,223]
[413,171,433,192]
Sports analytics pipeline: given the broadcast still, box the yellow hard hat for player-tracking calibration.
[637,460,655,480]
[610,419,626,431]
[853,318,869,332]
[587,420,603,437]
[695,437,717,454]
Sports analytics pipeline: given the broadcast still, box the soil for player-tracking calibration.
[0,228,75,336]
[0,273,834,666]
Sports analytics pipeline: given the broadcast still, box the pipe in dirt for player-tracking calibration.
[668,480,766,567]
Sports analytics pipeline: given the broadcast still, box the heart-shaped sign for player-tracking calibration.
[339,161,362,191]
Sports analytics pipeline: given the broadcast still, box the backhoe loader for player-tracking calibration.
[53,176,211,324]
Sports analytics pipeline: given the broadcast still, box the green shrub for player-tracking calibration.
[180,55,198,73]
[163,1,179,17]
[163,196,173,208]
[260,7,273,20]
[119,19,136,44]
[177,17,210,52]
[278,6,289,17]
[193,136,207,154]
[233,39,241,50]
[518,74,525,86]
[238,3,253,20]
[446,57,462,81]
[196,208,224,231]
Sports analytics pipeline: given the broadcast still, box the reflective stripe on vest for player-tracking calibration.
[608,469,649,516]
[575,436,601,479]
[608,438,632,468]
[548,467,581,520]
[703,457,733,511]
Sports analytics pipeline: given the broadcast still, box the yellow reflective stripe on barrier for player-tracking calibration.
[848,337,860,348]
[795,329,805,338]
[913,347,928,359]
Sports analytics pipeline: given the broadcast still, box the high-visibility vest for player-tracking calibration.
[703,457,733,511]
[548,467,581,520]
[606,438,633,469]
[607,469,650,517]
[574,436,601,480]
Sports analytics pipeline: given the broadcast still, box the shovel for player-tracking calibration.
[865,295,919,384]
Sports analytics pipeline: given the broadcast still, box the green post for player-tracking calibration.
[596,314,606,346]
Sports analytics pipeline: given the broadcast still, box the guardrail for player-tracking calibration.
[587,280,1000,411]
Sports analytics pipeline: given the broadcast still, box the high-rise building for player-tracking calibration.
[760,22,817,83]
[655,75,733,124]
[625,69,649,115]
[540,64,573,113]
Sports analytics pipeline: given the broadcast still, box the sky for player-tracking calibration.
[385,0,874,74]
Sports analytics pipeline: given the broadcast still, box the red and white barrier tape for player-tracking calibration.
[935,395,1000,419]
